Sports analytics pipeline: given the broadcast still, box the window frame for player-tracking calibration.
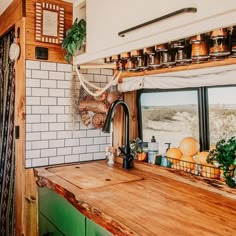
[137,84,236,151]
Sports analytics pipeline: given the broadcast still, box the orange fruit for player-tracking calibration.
[180,155,195,171]
[179,137,200,156]
[166,147,182,164]
[195,151,209,165]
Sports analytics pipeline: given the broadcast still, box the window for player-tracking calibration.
[207,86,236,145]
[139,89,200,154]
[138,85,236,152]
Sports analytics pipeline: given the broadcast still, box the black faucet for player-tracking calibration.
[102,100,133,169]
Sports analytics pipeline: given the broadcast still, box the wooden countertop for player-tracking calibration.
[34,161,236,236]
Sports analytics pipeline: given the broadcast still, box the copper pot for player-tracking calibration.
[210,28,227,39]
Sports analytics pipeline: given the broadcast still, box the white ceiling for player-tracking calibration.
[0,0,13,15]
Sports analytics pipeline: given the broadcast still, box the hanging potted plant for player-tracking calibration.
[62,18,86,63]
[207,136,236,188]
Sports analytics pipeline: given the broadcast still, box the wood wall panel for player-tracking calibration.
[0,0,25,37]
[25,0,73,63]
[14,18,26,236]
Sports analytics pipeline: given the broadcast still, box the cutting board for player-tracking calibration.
[47,163,143,190]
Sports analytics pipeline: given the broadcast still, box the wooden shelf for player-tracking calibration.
[119,57,236,81]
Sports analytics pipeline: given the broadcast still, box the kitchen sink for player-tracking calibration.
[47,162,143,190]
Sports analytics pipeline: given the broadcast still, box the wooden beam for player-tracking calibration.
[14,18,26,236]
[0,0,25,37]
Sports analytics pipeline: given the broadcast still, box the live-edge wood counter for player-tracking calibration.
[34,161,236,236]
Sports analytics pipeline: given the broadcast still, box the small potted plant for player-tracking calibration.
[62,18,86,63]
[130,138,147,161]
[207,136,236,188]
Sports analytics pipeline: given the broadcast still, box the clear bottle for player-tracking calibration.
[148,136,159,164]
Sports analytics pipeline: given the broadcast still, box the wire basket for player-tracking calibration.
[156,156,221,179]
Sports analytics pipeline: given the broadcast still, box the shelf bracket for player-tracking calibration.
[118,7,197,37]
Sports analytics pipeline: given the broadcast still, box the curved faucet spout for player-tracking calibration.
[102,100,133,169]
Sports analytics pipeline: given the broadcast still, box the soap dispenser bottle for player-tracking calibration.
[148,136,159,164]
[161,143,171,167]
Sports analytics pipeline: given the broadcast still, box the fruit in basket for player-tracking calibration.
[179,137,200,156]
[180,155,195,171]
[166,147,182,164]
[195,151,209,165]
[202,164,220,179]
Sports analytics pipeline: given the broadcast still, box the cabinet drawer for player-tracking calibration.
[39,187,86,236]
[86,218,113,236]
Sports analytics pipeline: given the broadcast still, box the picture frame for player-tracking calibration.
[35,2,64,44]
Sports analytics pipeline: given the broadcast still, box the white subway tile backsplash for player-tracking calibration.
[41,79,57,88]
[26,115,40,123]
[26,97,40,105]
[57,97,71,106]
[41,114,56,123]
[80,137,93,146]
[26,61,110,167]
[25,159,32,168]
[41,132,57,140]
[87,68,100,74]
[49,123,64,131]
[94,137,107,144]
[32,70,48,79]
[26,150,40,159]
[86,145,99,153]
[41,62,56,71]
[41,97,57,105]
[49,71,65,80]
[65,154,79,163]
[31,123,48,132]
[72,146,86,154]
[49,106,65,114]
[49,139,65,148]
[32,88,48,97]
[57,81,71,89]
[26,69,32,78]
[32,158,49,167]
[87,129,100,137]
[72,130,86,138]
[26,132,40,141]
[49,156,65,165]
[57,131,72,139]
[80,153,93,161]
[57,63,72,72]
[31,141,48,150]
[41,148,56,157]
[49,89,64,97]
[65,72,72,80]
[93,152,106,160]
[93,74,106,83]
[26,60,40,70]
[26,78,40,88]
[57,147,71,156]
[65,138,79,147]
[101,69,114,76]
[32,106,49,114]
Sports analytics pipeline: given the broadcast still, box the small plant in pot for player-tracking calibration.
[207,136,236,188]
[130,138,147,161]
[62,18,86,63]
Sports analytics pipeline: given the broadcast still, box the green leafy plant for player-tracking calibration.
[130,138,143,156]
[62,18,86,63]
[207,136,236,188]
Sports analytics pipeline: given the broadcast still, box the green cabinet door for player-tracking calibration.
[39,212,64,236]
[39,187,86,236]
[86,218,113,236]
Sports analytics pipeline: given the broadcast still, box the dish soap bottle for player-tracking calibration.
[148,136,159,164]
[161,143,171,167]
